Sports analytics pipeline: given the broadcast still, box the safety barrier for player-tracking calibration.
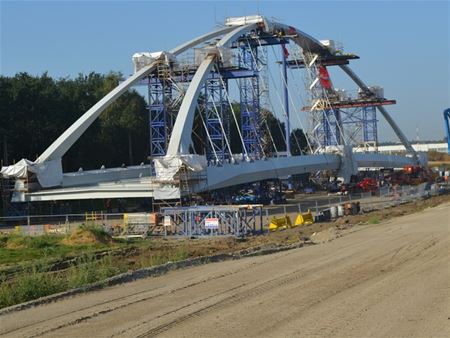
[13,223,77,236]
[294,210,314,226]
[269,215,292,231]
[85,211,103,222]
[105,213,152,238]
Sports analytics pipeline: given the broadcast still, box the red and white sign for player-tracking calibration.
[205,218,219,229]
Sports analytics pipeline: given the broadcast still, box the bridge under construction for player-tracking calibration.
[0,15,423,203]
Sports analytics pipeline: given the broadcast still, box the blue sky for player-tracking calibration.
[1,0,449,142]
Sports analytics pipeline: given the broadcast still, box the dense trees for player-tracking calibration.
[1,72,148,171]
[1,72,308,172]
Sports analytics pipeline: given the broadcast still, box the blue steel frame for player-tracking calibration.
[338,106,378,146]
[316,110,340,147]
[239,44,262,159]
[204,73,229,165]
[148,76,171,156]
[444,108,450,154]
[362,106,378,144]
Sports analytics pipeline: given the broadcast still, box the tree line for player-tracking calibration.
[0,72,307,172]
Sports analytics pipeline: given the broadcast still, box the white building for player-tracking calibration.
[354,142,448,154]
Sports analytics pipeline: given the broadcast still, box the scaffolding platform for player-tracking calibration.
[286,54,360,68]
[302,98,396,111]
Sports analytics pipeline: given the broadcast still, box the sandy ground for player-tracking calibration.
[1,203,449,338]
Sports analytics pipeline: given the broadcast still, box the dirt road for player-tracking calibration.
[1,203,449,338]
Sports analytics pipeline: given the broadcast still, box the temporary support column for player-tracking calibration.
[239,44,262,159]
[317,110,339,147]
[204,73,229,165]
[363,106,378,148]
[148,74,171,156]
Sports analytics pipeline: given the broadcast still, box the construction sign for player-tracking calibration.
[205,218,219,229]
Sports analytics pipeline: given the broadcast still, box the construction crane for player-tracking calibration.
[444,108,450,155]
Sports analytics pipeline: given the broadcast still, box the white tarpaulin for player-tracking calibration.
[132,51,175,73]
[153,155,207,182]
[0,159,35,178]
[154,187,180,200]
[225,15,264,26]
[132,52,162,73]
[0,158,63,188]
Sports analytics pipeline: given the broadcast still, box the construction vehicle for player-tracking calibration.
[356,177,378,193]
[338,175,377,194]
[385,165,435,186]
[402,165,434,185]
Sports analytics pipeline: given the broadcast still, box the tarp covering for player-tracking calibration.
[225,15,264,26]
[153,155,207,182]
[0,159,35,179]
[132,51,175,73]
[132,52,162,73]
[153,187,180,200]
[0,158,63,188]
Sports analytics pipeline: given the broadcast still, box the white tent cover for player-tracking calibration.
[0,158,63,188]
[153,154,207,182]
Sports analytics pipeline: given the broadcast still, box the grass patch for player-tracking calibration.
[0,228,118,266]
[0,234,193,309]
[0,253,119,309]
[137,247,189,268]
[0,234,72,265]
[368,216,380,224]
[0,245,193,309]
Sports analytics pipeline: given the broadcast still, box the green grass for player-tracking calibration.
[0,232,116,266]
[78,223,111,242]
[0,234,68,265]
[0,232,192,309]
[0,229,198,309]
[0,247,192,309]
[368,216,380,224]
[137,247,189,268]
[0,253,119,309]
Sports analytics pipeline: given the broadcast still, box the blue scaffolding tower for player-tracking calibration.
[239,44,262,159]
[362,106,378,145]
[204,73,229,165]
[338,106,378,148]
[148,75,171,156]
[315,109,341,147]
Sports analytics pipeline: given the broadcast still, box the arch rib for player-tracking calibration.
[36,26,235,164]
[36,62,159,163]
[167,23,258,155]
[271,22,330,56]
[170,26,235,55]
